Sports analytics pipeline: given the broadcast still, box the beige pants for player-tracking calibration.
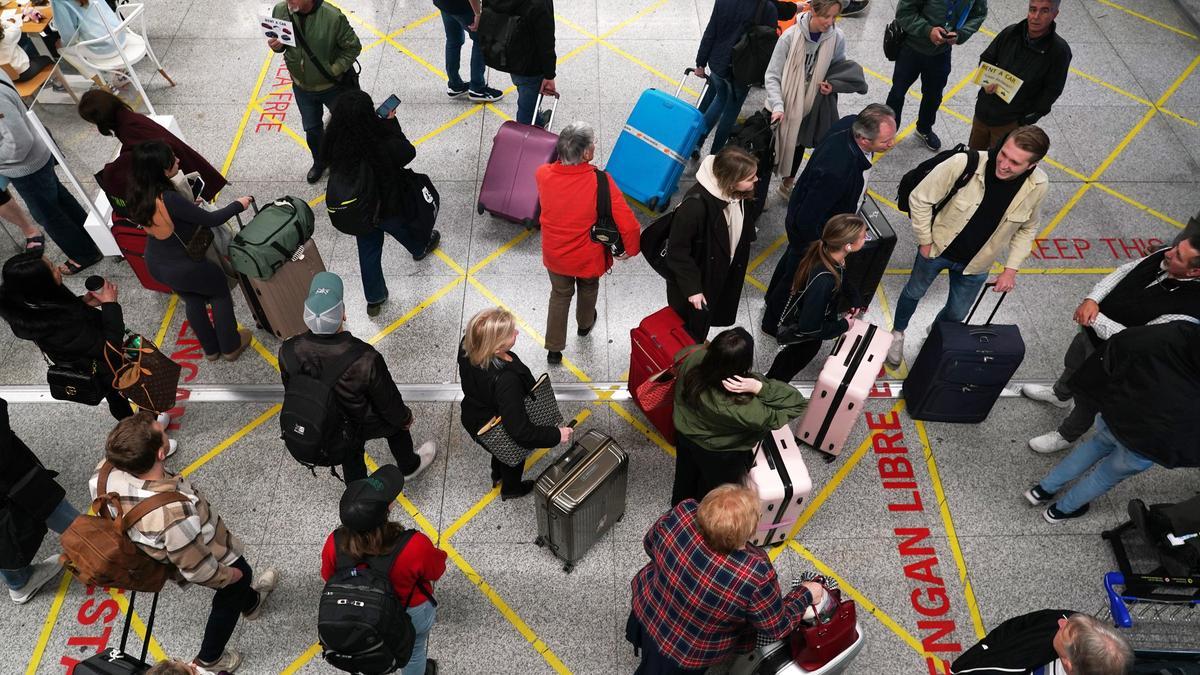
[545,271,599,352]
[968,117,1019,152]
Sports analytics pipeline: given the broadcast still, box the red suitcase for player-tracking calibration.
[796,322,892,458]
[477,94,559,229]
[111,217,172,294]
[628,307,697,443]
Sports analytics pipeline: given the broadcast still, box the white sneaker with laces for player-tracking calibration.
[885,330,905,366]
[165,439,178,458]
[407,441,438,481]
[8,555,62,604]
[1021,384,1072,409]
[1029,431,1072,454]
[156,412,172,427]
[243,567,279,621]
[195,649,242,672]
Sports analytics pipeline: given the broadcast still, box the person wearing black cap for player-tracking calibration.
[321,465,447,675]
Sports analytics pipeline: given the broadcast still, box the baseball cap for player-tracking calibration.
[303,271,344,334]
[339,464,405,532]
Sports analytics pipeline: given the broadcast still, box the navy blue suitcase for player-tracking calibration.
[903,285,1024,423]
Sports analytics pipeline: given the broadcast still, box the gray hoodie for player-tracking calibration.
[0,71,51,179]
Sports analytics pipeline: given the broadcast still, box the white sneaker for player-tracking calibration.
[885,330,905,366]
[155,412,172,427]
[9,555,63,604]
[195,650,242,672]
[1029,431,1072,454]
[1021,384,1072,409]
[406,441,438,481]
[243,567,279,620]
[165,439,178,458]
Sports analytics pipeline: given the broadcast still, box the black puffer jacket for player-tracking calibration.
[458,345,560,450]
[974,19,1072,126]
[0,398,66,569]
[3,299,124,367]
[279,331,411,437]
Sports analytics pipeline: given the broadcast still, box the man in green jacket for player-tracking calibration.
[884,0,988,152]
[268,0,362,183]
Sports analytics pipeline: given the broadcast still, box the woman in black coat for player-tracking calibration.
[665,146,760,341]
[0,251,134,419]
[458,307,574,500]
[0,397,76,604]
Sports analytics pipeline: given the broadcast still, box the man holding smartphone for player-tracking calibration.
[884,0,988,152]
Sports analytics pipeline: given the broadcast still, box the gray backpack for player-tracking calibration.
[229,197,316,279]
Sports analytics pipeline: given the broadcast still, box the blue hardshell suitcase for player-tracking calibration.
[903,285,1024,423]
[606,69,708,212]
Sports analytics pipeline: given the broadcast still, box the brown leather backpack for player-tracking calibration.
[59,462,189,592]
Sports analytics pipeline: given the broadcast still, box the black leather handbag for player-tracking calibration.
[45,356,105,406]
[883,20,905,61]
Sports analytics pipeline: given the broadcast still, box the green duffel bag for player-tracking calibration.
[229,196,316,279]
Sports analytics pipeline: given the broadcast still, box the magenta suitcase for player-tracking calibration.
[796,322,892,458]
[747,426,812,547]
[476,94,559,229]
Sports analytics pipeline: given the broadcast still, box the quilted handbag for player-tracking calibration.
[105,335,182,414]
[477,374,563,467]
[789,588,859,670]
[633,345,702,422]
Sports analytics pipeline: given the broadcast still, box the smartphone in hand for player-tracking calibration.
[376,94,401,118]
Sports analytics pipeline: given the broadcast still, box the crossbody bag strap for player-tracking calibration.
[289,10,339,84]
[594,169,611,220]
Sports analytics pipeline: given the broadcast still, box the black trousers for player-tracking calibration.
[765,339,824,383]
[197,557,258,663]
[491,455,526,494]
[343,426,419,482]
[670,434,753,507]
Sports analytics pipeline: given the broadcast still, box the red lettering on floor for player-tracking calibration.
[257,65,293,133]
[1030,237,1165,262]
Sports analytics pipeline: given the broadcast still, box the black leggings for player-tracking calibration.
[492,455,526,494]
[178,290,239,356]
[670,434,753,507]
[765,340,824,383]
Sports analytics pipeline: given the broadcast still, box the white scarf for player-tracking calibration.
[695,156,744,262]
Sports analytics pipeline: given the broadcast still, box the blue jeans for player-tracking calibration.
[892,252,988,333]
[699,71,750,154]
[884,45,952,134]
[1,499,79,589]
[355,215,432,304]
[293,85,346,161]
[441,12,484,91]
[511,74,543,125]
[10,158,100,264]
[402,600,437,675]
[1038,416,1156,514]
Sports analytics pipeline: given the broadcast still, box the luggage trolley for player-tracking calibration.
[728,624,865,675]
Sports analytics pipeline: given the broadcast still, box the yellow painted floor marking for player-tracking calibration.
[748,234,787,275]
[106,588,168,662]
[152,294,179,349]
[366,276,466,346]
[606,400,675,458]
[874,283,909,379]
[24,571,73,675]
[280,643,322,675]
[1094,0,1198,40]
[179,404,282,477]
[468,229,533,276]
[745,275,768,292]
[220,53,274,177]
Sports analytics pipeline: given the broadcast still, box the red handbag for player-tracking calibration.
[789,588,859,670]
[632,345,703,425]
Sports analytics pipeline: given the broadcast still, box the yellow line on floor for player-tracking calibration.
[874,283,909,378]
[1094,0,1198,39]
[385,9,443,38]
[788,541,950,673]
[280,643,322,675]
[252,101,310,152]
[107,588,168,662]
[152,294,178,349]
[909,404,986,639]
[485,101,513,122]
[601,0,672,39]
[179,404,282,477]
[467,277,592,383]
[867,189,901,213]
[220,53,274,177]
[745,274,767,292]
[748,234,787,275]
[606,400,675,457]
[327,1,449,83]
[464,227,530,276]
[23,570,73,675]
[1090,182,1186,228]
[367,275,466,345]
[415,104,487,146]
[247,332,280,371]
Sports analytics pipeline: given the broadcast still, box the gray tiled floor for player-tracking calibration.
[2,0,1199,672]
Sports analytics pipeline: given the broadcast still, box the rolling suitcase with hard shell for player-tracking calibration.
[840,194,897,310]
[606,69,708,211]
[534,429,629,572]
[746,425,812,548]
[795,321,891,458]
[903,284,1025,423]
[477,94,559,229]
[111,218,172,295]
[628,307,697,443]
[74,591,158,675]
[234,198,327,340]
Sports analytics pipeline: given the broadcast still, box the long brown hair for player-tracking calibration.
[335,522,408,559]
[790,213,866,294]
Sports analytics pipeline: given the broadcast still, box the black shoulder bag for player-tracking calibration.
[290,11,361,90]
[590,170,625,258]
[42,351,106,406]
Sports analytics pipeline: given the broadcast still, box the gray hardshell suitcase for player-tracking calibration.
[534,429,628,572]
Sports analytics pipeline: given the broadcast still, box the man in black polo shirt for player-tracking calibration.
[1022,233,1200,453]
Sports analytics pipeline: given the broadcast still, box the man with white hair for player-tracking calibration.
[951,609,1133,674]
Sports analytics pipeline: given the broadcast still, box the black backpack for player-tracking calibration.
[279,342,364,474]
[590,170,625,257]
[327,162,381,236]
[882,19,905,61]
[895,144,980,217]
[477,4,533,74]
[731,0,779,87]
[318,530,421,674]
[639,194,706,281]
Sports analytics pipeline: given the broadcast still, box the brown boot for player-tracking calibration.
[221,328,253,362]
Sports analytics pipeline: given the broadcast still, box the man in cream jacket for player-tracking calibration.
[886,125,1050,366]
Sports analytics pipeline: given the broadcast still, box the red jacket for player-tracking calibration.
[320,530,447,607]
[535,162,642,278]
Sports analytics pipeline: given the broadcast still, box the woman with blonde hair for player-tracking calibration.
[766,213,867,382]
[457,308,574,500]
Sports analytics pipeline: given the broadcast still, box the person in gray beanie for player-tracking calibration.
[279,272,437,482]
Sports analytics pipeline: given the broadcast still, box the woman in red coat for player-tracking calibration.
[534,121,641,364]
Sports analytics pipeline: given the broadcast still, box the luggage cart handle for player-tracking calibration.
[677,68,710,107]
[964,282,1008,326]
[1104,571,1134,628]
[533,92,560,132]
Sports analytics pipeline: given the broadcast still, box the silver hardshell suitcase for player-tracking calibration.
[534,429,629,572]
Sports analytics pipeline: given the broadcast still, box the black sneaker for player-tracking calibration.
[367,299,387,317]
[534,109,552,129]
[916,129,942,151]
[577,310,598,337]
[1024,484,1055,506]
[426,659,438,675]
[500,480,536,501]
[841,0,870,15]
[1044,502,1089,524]
[413,230,441,262]
[547,350,563,364]
[306,163,326,184]
[468,86,505,103]
[447,84,468,98]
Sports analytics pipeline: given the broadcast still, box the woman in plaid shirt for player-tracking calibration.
[627,484,832,673]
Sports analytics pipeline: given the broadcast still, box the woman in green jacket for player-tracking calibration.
[670,327,807,506]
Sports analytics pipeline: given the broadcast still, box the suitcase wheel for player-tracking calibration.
[476,201,485,215]
[646,197,659,211]
[563,562,574,574]
[521,218,534,231]
[534,536,545,548]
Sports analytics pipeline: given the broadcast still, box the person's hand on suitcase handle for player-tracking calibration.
[990,267,1017,293]
[540,79,557,96]
[559,417,577,445]
[722,375,762,395]
[235,196,254,211]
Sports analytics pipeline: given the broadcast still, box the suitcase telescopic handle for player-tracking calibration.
[678,68,710,107]
[233,196,259,229]
[964,282,1007,326]
[533,92,560,132]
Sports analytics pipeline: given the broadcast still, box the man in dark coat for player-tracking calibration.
[480,0,557,126]
[761,103,896,334]
[969,0,1072,151]
[951,609,1132,674]
[0,398,74,604]
[1024,321,1200,523]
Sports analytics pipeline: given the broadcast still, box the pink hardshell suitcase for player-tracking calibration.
[796,322,892,458]
[476,94,559,229]
[747,426,812,548]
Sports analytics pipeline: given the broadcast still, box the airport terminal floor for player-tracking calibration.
[2,0,1200,672]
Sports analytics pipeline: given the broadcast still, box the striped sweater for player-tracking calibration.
[89,460,243,589]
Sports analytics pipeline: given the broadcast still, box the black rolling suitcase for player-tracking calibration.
[75,591,158,674]
[903,284,1024,423]
[840,194,896,310]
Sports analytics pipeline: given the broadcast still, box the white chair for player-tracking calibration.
[59,3,174,113]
